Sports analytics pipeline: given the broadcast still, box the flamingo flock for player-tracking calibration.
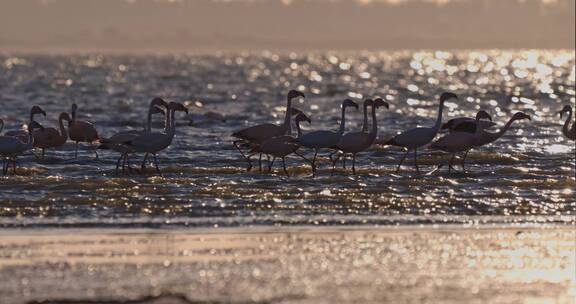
[0,90,574,176]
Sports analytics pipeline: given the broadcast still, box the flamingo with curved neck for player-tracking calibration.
[4,106,46,142]
[33,112,72,158]
[1,121,43,174]
[259,112,312,176]
[69,103,100,159]
[121,102,188,175]
[430,110,492,173]
[334,98,389,174]
[296,99,359,173]
[231,90,305,171]
[384,92,458,173]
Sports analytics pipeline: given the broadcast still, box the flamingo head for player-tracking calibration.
[512,112,531,121]
[559,105,572,118]
[287,90,305,101]
[343,99,359,109]
[168,102,189,115]
[373,98,390,109]
[439,92,458,103]
[31,106,46,117]
[295,112,311,124]
[59,112,72,123]
[150,97,168,109]
[363,99,373,108]
[475,110,492,121]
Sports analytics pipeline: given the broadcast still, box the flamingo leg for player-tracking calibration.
[311,149,318,172]
[352,153,357,174]
[414,148,421,174]
[12,157,17,175]
[461,150,469,171]
[342,154,346,169]
[282,157,289,176]
[268,156,275,173]
[258,153,263,172]
[74,141,79,159]
[93,144,99,160]
[153,154,161,175]
[41,149,45,159]
[141,153,149,170]
[448,153,455,173]
[233,140,253,171]
[396,150,409,172]
[115,154,123,175]
[330,153,342,176]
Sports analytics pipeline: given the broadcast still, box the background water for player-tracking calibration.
[0,50,574,228]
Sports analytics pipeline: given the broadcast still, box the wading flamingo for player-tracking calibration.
[559,105,575,141]
[333,98,389,174]
[383,92,458,173]
[0,121,43,174]
[232,90,305,171]
[258,112,312,176]
[296,99,359,173]
[69,103,100,159]
[429,110,492,173]
[33,112,72,158]
[99,98,168,174]
[121,102,188,175]
[452,111,532,169]
[5,106,46,142]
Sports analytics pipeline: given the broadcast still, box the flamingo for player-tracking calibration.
[121,102,188,175]
[450,111,532,169]
[0,121,44,174]
[332,98,373,169]
[429,110,492,173]
[559,105,576,141]
[296,99,359,173]
[383,92,458,173]
[33,112,72,158]
[69,103,100,159]
[332,98,389,174]
[258,112,312,176]
[99,98,168,174]
[232,90,305,171]
[4,106,46,142]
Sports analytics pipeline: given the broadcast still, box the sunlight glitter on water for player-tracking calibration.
[0,50,574,228]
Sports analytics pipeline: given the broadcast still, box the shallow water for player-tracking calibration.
[0,50,574,228]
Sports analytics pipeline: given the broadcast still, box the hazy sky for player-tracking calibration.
[0,0,574,52]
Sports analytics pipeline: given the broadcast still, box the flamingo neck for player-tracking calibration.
[562,108,572,137]
[489,116,517,142]
[362,103,369,132]
[58,117,68,138]
[295,121,303,138]
[370,104,378,137]
[338,105,347,134]
[432,101,445,132]
[167,109,177,138]
[26,128,34,145]
[0,121,3,133]
[71,108,76,123]
[283,98,293,135]
[146,107,154,134]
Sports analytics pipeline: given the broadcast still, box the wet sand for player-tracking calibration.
[0,227,574,304]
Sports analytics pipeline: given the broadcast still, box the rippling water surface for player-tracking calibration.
[0,50,574,228]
